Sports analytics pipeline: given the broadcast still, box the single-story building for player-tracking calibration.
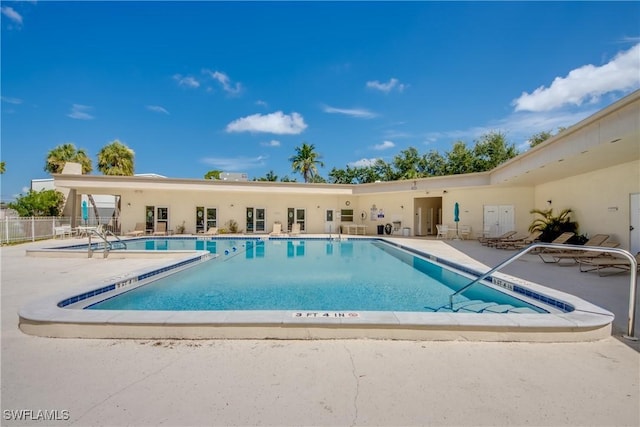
[53,90,640,253]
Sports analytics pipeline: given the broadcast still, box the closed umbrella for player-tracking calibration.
[454,202,460,240]
[82,201,88,225]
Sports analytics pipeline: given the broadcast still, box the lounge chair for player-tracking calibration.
[203,227,218,236]
[537,232,576,262]
[125,222,146,237]
[269,223,285,236]
[290,223,301,236]
[153,222,168,236]
[551,241,620,265]
[436,224,449,239]
[485,231,517,247]
[495,230,543,249]
[539,233,609,263]
[577,252,640,276]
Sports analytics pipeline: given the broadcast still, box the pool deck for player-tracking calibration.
[1,236,639,426]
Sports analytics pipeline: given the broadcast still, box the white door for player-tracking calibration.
[484,205,514,236]
[483,205,500,237]
[498,205,515,235]
[324,209,336,233]
[415,207,423,236]
[631,193,640,255]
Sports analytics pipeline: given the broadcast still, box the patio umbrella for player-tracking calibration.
[454,202,460,239]
[82,201,88,224]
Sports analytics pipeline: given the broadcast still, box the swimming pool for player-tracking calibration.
[85,239,546,313]
[19,237,615,341]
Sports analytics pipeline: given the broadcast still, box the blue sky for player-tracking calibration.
[1,1,639,201]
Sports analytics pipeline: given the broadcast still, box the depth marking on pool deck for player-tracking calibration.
[293,312,360,318]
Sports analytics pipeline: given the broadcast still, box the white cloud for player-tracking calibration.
[1,96,22,104]
[173,74,200,88]
[261,140,281,147]
[67,104,94,120]
[255,100,268,108]
[513,43,640,112]
[146,105,169,115]
[322,105,377,119]
[226,111,307,135]
[201,155,267,171]
[1,6,23,25]
[348,158,379,168]
[372,140,395,151]
[366,78,407,93]
[203,69,242,95]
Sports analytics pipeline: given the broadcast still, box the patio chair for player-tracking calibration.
[436,224,449,239]
[495,230,543,249]
[539,233,609,263]
[484,231,517,247]
[203,227,218,236]
[576,252,640,276]
[459,225,471,240]
[152,222,168,236]
[537,232,576,262]
[269,223,285,236]
[290,223,301,236]
[551,241,620,265]
[125,222,146,237]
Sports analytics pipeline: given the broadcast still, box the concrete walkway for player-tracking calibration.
[1,238,639,426]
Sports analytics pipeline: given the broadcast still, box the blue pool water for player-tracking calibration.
[87,239,546,313]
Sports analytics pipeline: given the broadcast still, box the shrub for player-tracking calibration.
[528,208,579,242]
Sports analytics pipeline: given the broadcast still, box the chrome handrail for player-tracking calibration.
[449,242,638,340]
[104,229,127,249]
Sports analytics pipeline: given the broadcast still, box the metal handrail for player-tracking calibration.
[87,227,116,258]
[104,229,127,249]
[449,242,638,340]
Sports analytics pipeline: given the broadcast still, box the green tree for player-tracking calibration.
[0,161,5,174]
[289,142,324,183]
[204,170,222,180]
[392,147,423,180]
[372,159,395,181]
[528,130,554,148]
[8,189,65,217]
[97,140,135,176]
[472,131,518,171]
[444,141,475,175]
[44,143,98,219]
[423,150,446,176]
[280,175,297,182]
[254,170,278,181]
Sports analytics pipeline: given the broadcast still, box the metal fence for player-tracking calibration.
[0,216,120,244]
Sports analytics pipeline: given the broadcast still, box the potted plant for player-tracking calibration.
[528,208,578,242]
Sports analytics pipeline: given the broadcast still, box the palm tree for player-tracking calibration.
[289,142,324,183]
[97,140,135,230]
[97,140,135,176]
[0,161,5,174]
[44,143,100,220]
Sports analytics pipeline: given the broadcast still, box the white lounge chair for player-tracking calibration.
[203,227,218,236]
[290,223,301,236]
[125,222,146,237]
[153,223,168,236]
[270,223,285,236]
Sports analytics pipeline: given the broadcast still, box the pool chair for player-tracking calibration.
[203,227,219,236]
[484,231,517,247]
[550,241,620,265]
[125,222,146,237]
[152,223,168,236]
[269,223,285,236]
[290,223,301,236]
[436,224,449,239]
[576,252,640,276]
[537,232,576,262]
[495,230,542,249]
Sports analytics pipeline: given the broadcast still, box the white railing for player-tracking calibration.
[0,216,121,244]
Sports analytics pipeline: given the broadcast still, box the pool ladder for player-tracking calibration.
[449,242,638,341]
[87,226,127,258]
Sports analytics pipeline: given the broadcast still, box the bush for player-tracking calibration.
[528,208,579,242]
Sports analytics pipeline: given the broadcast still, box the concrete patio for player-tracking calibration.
[1,237,638,426]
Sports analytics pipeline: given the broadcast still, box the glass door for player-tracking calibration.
[246,207,266,233]
[196,207,205,233]
[288,207,306,232]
